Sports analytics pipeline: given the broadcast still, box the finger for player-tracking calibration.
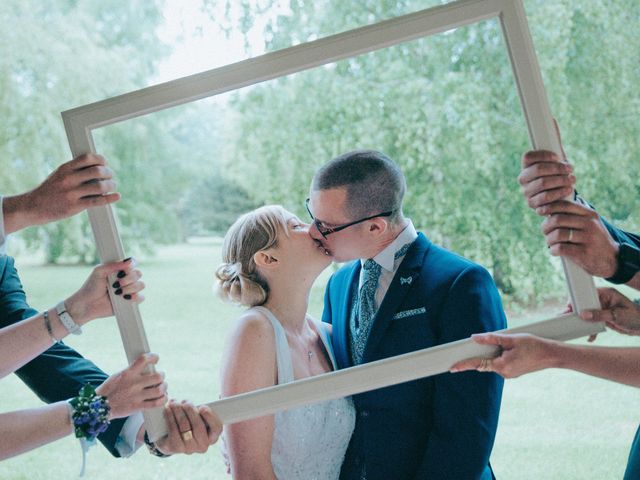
[143,383,168,407]
[113,269,143,289]
[548,242,585,258]
[523,174,575,199]
[78,179,118,197]
[521,150,559,168]
[470,333,511,348]
[141,370,165,389]
[164,401,183,453]
[198,406,223,444]
[183,402,208,451]
[123,292,145,303]
[541,214,588,236]
[171,402,193,437]
[545,228,584,247]
[64,153,108,172]
[535,200,596,217]
[580,309,613,324]
[527,186,575,209]
[128,352,160,375]
[518,161,573,186]
[79,192,121,208]
[449,358,483,373]
[96,257,135,280]
[75,165,114,184]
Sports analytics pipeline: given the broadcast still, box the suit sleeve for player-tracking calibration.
[601,218,640,249]
[413,265,506,479]
[322,274,334,326]
[0,256,127,457]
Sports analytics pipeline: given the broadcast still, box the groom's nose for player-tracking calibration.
[308,222,323,241]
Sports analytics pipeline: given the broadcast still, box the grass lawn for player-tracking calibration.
[0,241,637,479]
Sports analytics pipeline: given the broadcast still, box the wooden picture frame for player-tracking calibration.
[62,0,601,440]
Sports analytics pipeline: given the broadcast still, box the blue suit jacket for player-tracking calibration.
[0,255,127,457]
[323,233,506,480]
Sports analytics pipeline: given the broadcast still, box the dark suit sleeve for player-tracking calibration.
[0,256,127,457]
[413,265,506,479]
[601,218,640,249]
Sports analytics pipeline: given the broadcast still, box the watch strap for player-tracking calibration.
[605,243,640,285]
[55,301,82,335]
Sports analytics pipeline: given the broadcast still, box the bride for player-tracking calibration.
[216,205,355,479]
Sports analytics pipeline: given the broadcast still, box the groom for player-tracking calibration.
[307,150,506,479]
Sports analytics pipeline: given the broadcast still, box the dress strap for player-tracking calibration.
[311,319,338,371]
[250,306,295,384]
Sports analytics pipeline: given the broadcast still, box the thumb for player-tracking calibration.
[471,333,512,349]
[128,352,160,375]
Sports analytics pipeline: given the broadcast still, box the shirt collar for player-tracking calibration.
[362,219,418,272]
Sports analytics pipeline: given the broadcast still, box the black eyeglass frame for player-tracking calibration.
[305,198,393,239]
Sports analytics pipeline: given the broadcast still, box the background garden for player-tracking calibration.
[0,0,638,478]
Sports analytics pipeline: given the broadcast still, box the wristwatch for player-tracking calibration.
[144,431,171,458]
[55,301,82,335]
[605,242,640,285]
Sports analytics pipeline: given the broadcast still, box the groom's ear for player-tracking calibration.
[368,217,389,237]
[254,250,278,268]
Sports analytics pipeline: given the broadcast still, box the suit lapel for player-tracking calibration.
[361,234,431,363]
[334,261,360,369]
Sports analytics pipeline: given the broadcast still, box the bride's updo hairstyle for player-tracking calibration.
[215,205,290,307]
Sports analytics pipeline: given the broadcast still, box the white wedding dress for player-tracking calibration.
[221,306,356,480]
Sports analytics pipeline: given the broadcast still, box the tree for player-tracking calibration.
[215,0,640,305]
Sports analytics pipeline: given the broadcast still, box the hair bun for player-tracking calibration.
[215,262,267,307]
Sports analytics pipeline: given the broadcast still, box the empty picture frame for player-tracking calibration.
[63,0,602,440]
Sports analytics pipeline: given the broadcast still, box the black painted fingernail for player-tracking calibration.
[124,294,132,300]
[117,270,126,278]
[112,281,120,289]
[115,288,123,295]
[123,257,132,262]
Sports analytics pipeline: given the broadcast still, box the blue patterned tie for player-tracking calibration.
[350,242,413,365]
[351,259,382,364]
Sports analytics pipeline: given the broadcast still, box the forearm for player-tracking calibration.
[0,402,73,460]
[626,272,640,291]
[2,193,40,235]
[549,342,640,388]
[0,309,74,378]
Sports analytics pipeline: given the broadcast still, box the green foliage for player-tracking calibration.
[218,0,640,306]
[181,174,260,236]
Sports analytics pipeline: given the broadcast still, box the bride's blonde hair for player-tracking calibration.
[215,205,290,307]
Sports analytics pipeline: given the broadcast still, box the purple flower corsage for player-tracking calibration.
[69,384,111,440]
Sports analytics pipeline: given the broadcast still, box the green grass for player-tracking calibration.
[0,241,637,479]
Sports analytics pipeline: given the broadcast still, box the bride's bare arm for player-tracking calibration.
[220,313,278,480]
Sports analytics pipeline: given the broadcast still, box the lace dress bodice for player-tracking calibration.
[222,306,355,480]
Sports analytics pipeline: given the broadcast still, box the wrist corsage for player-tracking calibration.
[68,384,111,476]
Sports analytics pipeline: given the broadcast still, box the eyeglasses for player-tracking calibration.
[305,198,393,239]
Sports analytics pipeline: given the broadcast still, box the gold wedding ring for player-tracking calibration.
[181,430,194,442]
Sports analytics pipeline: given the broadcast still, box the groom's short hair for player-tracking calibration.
[312,149,406,223]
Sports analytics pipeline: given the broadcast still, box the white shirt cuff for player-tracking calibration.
[115,412,145,457]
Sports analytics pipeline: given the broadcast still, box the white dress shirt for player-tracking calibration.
[359,220,418,309]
